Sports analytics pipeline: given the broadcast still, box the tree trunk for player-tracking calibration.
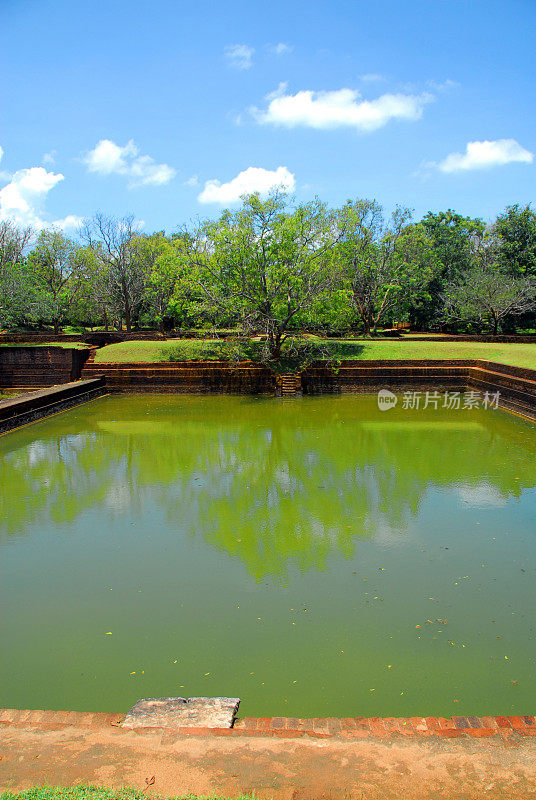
[125,306,132,333]
[268,328,282,359]
[54,320,60,335]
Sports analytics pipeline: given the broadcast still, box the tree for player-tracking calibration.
[131,232,180,331]
[0,220,33,270]
[442,240,536,334]
[29,228,84,334]
[339,204,440,334]
[417,210,485,328]
[494,204,536,278]
[81,214,147,331]
[179,191,345,359]
[0,220,36,330]
[421,210,485,282]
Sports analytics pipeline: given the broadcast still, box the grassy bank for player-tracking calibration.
[0,789,249,800]
[93,338,536,370]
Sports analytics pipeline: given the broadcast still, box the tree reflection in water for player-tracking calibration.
[1,394,534,580]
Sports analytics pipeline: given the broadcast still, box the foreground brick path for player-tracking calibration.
[2,709,536,799]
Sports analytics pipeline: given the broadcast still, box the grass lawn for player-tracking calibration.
[93,338,536,370]
[93,339,225,363]
[0,789,248,800]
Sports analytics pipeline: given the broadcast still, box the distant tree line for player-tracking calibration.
[1,193,536,355]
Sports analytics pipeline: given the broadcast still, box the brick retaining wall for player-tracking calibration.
[78,359,536,418]
[82,360,276,393]
[0,346,92,388]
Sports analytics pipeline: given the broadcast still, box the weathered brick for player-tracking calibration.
[369,717,387,736]
[271,717,286,730]
[480,716,500,730]
[453,716,470,730]
[495,716,511,729]
[467,716,483,729]
[236,717,256,730]
[0,709,19,723]
[327,718,342,734]
[410,717,428,733]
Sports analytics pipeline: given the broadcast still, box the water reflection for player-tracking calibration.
[1,395,535,578]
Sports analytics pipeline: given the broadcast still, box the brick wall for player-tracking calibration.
[0,347,92,388]
[82,360,276,393]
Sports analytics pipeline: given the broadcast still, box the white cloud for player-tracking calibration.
[198,166,295,204]
[84,139,176,187]
[252,84,433,132]
[183,174,199,187]
[53,214,83,231]
[0,159,82,231]
[0,146,8,181]
[269,42,293,56]
[43,150,56,165]
[426,78,459,93]
[0,167,64,228]
[438,139,534,172]
[224,44,254,70]
[359,73,386,83]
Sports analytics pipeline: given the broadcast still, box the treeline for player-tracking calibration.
[1,192,535,356]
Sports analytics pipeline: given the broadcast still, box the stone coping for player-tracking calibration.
[1,709,534,739]
[0,378,106,433]
[0,378,103,415]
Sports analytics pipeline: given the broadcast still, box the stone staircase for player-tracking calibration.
[279,373,302,397]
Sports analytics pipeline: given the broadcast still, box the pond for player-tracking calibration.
[1,394,535,718]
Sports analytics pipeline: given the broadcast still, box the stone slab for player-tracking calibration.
[122,696,240,729]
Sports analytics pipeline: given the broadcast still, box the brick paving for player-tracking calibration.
[1,708,535,739]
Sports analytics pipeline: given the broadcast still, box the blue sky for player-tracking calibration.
[1,0,534,233]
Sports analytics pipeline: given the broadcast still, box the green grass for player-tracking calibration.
[93,337,536,370]
[93,339,226,363]
[0,788,251,800]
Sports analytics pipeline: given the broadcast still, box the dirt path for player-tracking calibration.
[1,721,536,799]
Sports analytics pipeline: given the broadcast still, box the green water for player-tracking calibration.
[1,394,535,718]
